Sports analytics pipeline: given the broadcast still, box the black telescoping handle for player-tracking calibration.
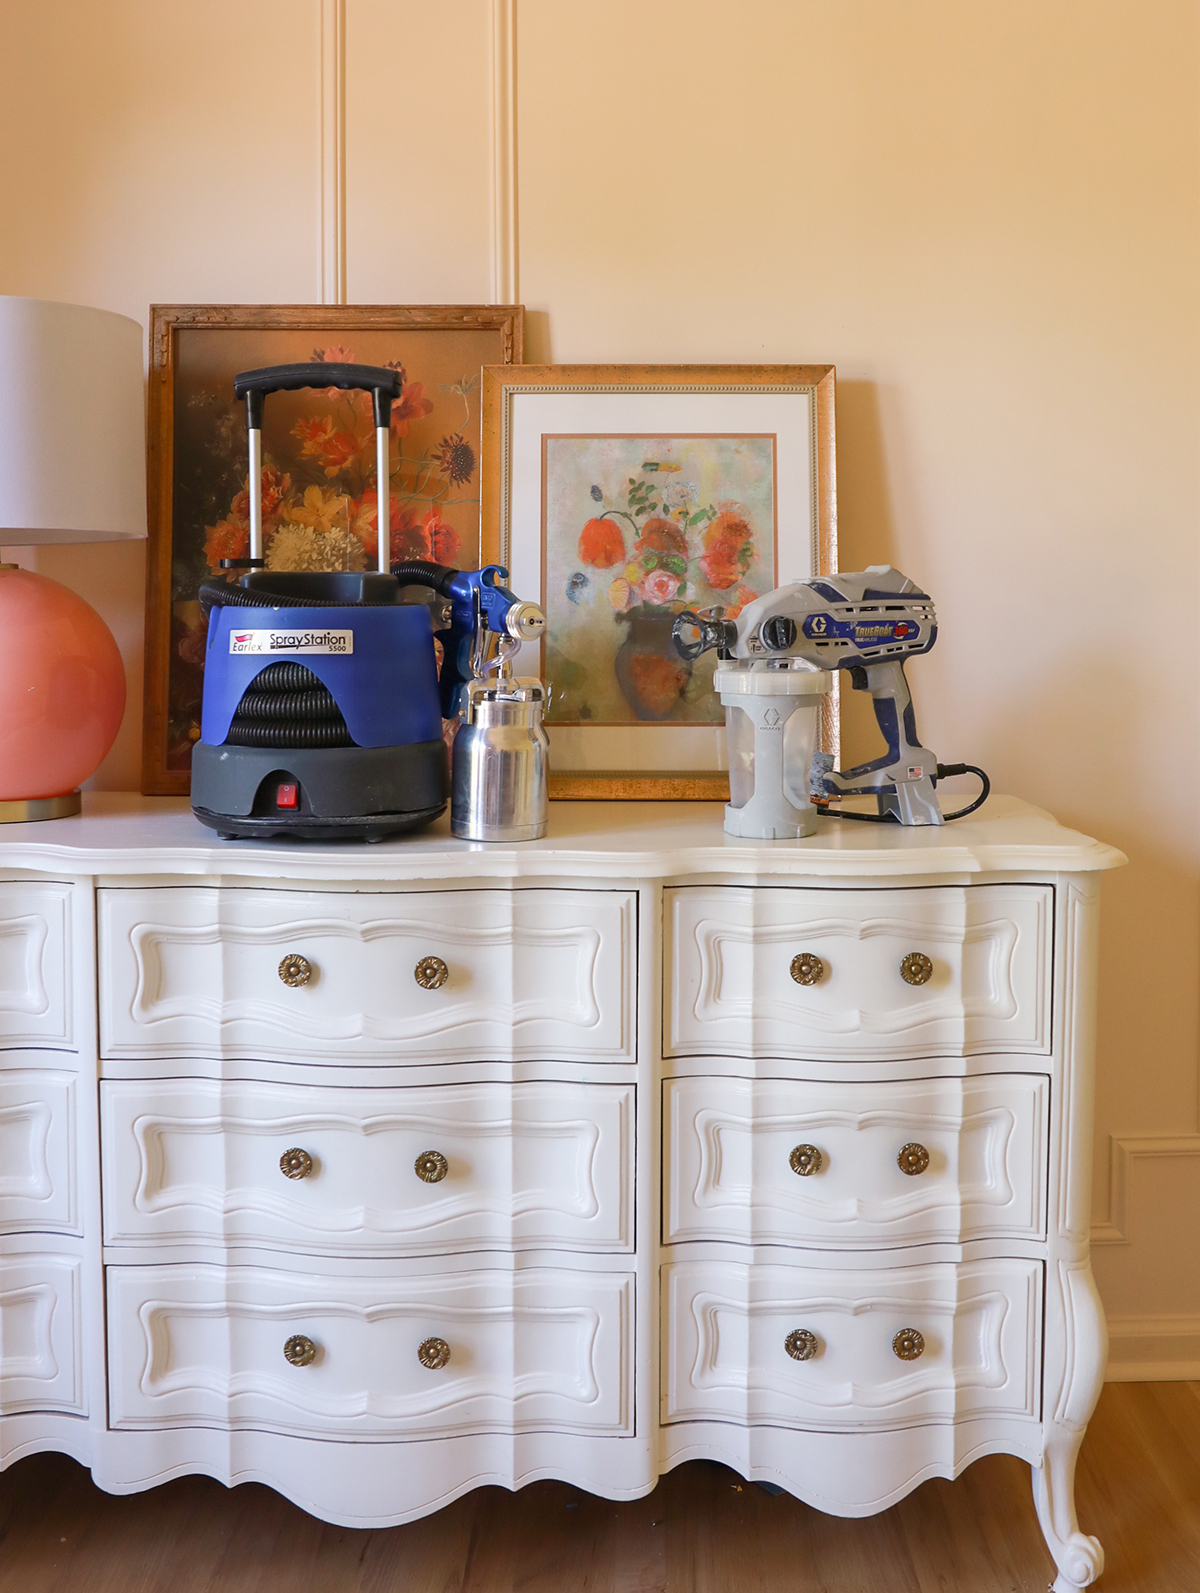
[233,362,402,430]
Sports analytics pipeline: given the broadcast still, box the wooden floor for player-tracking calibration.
[1,1383,1198,1592]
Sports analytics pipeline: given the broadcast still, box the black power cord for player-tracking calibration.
[933,762,991,820]
[814,763,990,824]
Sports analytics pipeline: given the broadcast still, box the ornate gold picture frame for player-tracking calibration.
[142,303,522,796]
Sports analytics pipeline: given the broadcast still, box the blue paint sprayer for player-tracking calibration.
[190,362,544,842]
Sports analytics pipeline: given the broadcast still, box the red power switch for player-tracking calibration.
[276,783,298,809]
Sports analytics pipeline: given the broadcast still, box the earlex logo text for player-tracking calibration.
[229,629,354,656]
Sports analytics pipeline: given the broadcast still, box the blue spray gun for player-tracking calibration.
[427,563,545,718]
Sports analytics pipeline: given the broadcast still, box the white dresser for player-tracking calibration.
[0,794,1123,1592]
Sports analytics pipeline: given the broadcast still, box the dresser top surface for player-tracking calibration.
[0,793,1125,883]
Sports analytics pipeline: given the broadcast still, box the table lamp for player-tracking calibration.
[0,297,146,822]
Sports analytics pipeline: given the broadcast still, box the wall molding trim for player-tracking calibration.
[1105,1312,1200,1381]
[320,0,347,304]
[1091,1132,1200,1245]
[489,0,517,304]
[1090,1133,1200,1376]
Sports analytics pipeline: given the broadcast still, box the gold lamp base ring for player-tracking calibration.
[0,793,82,824]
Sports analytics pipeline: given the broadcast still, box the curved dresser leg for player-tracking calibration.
[1035,1257,1108,1590]
[1033,1428,1105,1591]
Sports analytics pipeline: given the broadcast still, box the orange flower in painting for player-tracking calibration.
[699,509,754,590]
[350,489,403,557]
[323,431,360,475]
[311,345,357,397]
[389,506,431,562]
[231,465,290,527]
[294,415,336,455]
[350,490,457,564]
[723,583,759,620]
[293,415,361,477]
[390,381,434,436]
[578,516,626,568]
[422,506,461,564]
[204,517,250,572]
[634,517,688,558]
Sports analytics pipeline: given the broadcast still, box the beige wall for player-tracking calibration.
[3,0,1198,1372]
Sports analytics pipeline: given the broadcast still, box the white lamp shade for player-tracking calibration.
[0,297,146,543]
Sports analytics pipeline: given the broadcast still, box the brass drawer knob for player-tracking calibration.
[899,951,933,986]
[279,1147,313,1180]
[417,1336,451,1370]
[790,952,825,986]
[892,1328,925,1361]
[414,1150,449,1184]
[278,953,312,988]
[785,1328,819,1362]
[897,1142,930,1177]
[283,1334,317,1367]
[789,1143,824,1177]
[414,956,449,990]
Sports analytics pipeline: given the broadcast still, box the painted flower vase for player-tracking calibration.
[614,608,692,720]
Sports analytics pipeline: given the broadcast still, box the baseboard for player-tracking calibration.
[1104,1313,1200,1381]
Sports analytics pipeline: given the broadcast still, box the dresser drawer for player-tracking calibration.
[98,887,635,1063]
[107,1262,633,1438]
[662,1257,1040,1430]
[0,1254,84,1414]
[664,1074,1047,1247]
[0,882,72,1050]
[665,884,1051,1060]
[101,1078,633,1254]
[0,1071,77,1234]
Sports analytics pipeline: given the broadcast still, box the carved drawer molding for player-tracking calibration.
[0,1072,78,1234]
[665,884,1051,1060]
[107,1262,634,1438]
[664,1073,1047,1247]
[0,883,72,1050]
[98,887,635,1063]
[101,1078,634,1254]
[662,1257,1042,1429]
[0,1255,84,1415]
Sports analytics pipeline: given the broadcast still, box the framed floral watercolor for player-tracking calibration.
[142,303,523,795]
[480,364,835,798]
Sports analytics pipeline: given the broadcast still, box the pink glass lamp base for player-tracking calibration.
[0,566,126,820]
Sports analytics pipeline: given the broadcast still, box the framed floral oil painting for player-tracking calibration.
[142,304,522,795]
[481,364,835,798]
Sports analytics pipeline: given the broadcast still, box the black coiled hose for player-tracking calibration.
[200,579,366,612]
[245,661,325,692]
[201,564,461,751]
[197,561,459,615]
[236,689,344,721]
[225,663,354,748]
[389,561,460,595]
[225,718,353,748]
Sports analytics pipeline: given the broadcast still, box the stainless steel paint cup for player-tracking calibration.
[451,678,548,842]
